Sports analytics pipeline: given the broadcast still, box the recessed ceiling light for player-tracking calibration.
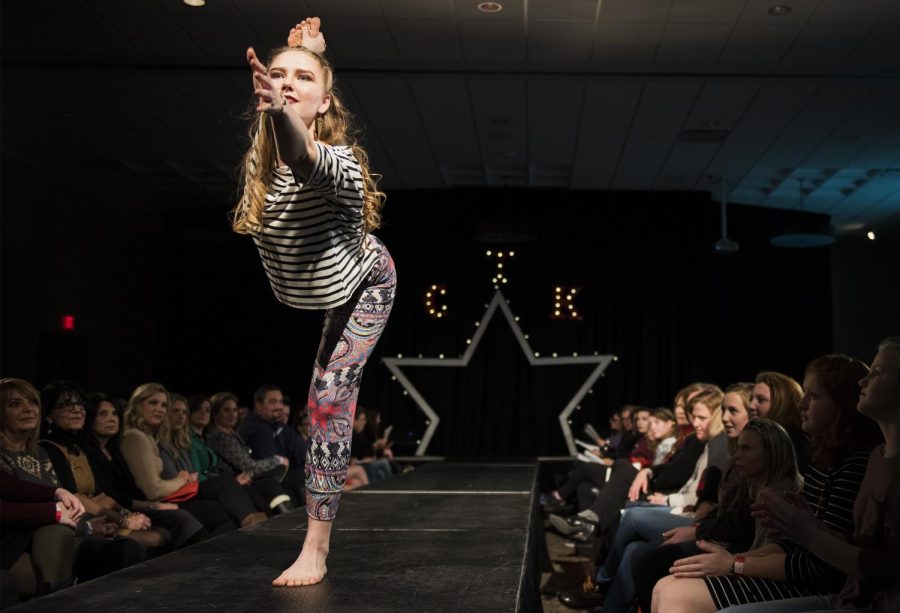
[867,231,876,240]
[768,5,791,16]
[184,0,205,6]
[478,2,503,13]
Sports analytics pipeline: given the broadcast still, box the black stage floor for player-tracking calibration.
[14,462,543,612]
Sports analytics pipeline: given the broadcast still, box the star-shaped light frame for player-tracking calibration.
[381,290,617,456]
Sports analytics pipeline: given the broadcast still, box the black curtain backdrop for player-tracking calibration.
[152,189,832,457]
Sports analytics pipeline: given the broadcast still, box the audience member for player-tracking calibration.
[119,383,236,536]
[653,354,882,613]
[161,394,268,528]
[205,392,295,513]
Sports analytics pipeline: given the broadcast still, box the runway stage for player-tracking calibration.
[13,462,545,612]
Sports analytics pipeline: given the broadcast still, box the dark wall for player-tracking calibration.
[1,154,164,394]
[831,225,900,362]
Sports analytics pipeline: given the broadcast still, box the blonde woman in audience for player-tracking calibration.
[120,383,235,536]
[161,394,267,528]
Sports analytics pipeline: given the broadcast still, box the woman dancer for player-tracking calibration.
[235,18,396,586]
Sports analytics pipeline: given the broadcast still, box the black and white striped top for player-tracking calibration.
[777,446,873,590]
[703,446,874,610]
[252,142,379,310]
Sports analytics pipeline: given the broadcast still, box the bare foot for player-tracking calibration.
[271,545,328,587]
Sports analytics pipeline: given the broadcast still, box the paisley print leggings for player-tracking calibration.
[305,235,396,521]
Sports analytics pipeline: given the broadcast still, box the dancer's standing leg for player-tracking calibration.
[273,235,396,586]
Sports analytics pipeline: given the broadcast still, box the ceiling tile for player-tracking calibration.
[656,24,732,63]
[718,23,802,64]
[459,20,526,60]
[528,0,598,21]
[389,19,463,60]
[598,0,674,23]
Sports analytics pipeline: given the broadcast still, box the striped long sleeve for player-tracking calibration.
[778,448,872,591]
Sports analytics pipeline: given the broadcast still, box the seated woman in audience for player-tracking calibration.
[205,391,296,512]
[543,406,653,512]
[629,417,802,613]
[653,354,884,613]
[552,389,718,545]
[82,393,206,550]
[750,371,808,470]
[559,384,741,611]
[709,340,900,613]
[0,379,145,584]
[161,394,268,527]
[38,381,168,551]
[362,407,393,461]
[188,394,212,437]
[351,410,392,484]
[120,383,236,536]
[0,470,81,603]
[1,379,84,599]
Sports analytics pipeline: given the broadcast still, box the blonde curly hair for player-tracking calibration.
[232,46,384,235]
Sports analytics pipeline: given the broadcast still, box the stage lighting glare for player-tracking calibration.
[183,0,205,6]
[867,231,876,240]
[486,250,492,256]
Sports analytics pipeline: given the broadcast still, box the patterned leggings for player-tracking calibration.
[305,235,396,521]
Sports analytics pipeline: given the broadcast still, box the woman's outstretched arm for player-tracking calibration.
[246,46,318,179]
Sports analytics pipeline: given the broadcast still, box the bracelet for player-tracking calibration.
[119,511,131,529]
[55,503,62,524]
[734,554,746,576]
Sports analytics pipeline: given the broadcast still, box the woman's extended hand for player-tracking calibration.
[661,525,696,546]
[287,17,326,53]
[236,472,253,486]
[54,488,85,522]
[753,490,822,546]
[247,47,283,115]
[646,492,668,505]
[127,512,152,531]
[670,540,734,578]
[628,468,652,502]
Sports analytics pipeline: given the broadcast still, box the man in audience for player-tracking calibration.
[239,386,305,504]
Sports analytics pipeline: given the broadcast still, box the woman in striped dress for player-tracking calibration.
[234,18,396,586]
[652,355,883,613]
